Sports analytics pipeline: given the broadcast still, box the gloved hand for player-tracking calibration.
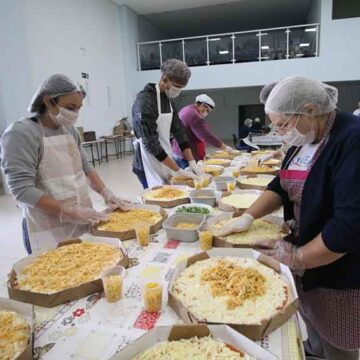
[175,168,199,180]
[215,213,254,237]
[101,187,133,211]
[257,153,274,165]
[188,160,203,177]
[224,145,234,153]
[260,240,305,272]
[59,205,109,226]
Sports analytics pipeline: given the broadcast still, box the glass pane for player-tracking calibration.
[208,35,233,64]
[234,33,259,63]
[161,41,183,63]
[289,26,317,59]
[139,43,160,70]
[184,38,207,66]
[260,30,287,61]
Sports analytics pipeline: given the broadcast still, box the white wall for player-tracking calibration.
[0,0,127,137]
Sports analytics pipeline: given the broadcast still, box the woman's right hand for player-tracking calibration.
[59,205,109,225]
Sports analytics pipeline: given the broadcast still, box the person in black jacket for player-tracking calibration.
[217,76,360,360]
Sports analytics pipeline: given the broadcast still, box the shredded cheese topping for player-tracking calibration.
[97,209,162,232]
[145,186,188,200]
[209,151,234,159]
[201,259,266,310]
[0,310,30,360]
[135,336,254,360]
[172,257,288,324]
[215,219,282,245]
[16,242,122,294]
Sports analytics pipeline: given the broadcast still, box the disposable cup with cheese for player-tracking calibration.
[199,230,213,250]
[227,181,236,192]
[201,176,210,188]
[135,222,150,246]
[194,179,202,190]
[143,282,162,312]
[101,265,125,303]
[221,193,260,210]
[232,169,240,178]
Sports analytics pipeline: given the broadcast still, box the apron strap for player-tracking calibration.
[155,83,173,115]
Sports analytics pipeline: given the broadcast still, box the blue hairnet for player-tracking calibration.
[28,74,86,113]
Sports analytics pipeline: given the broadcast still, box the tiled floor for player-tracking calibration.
[0,155,142,282]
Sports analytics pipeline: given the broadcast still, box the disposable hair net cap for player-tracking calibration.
[160,59,191,86]
[195,94,215,109]
[261,76,338,116]
[28,74,86,113]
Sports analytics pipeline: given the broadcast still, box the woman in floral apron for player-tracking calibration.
[217,77,360,360]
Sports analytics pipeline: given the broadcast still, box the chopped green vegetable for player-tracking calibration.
[176,206,210,215]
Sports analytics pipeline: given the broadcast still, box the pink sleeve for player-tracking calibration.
[190,115,223,148]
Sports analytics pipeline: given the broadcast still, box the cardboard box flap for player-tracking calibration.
[168,324,210,340]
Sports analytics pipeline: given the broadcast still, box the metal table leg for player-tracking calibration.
[95,142,101,165]
[90,144,95,167]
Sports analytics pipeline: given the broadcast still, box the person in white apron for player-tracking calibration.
[1,74,132,253]
[132,59,202,189]
[216,77,360,360]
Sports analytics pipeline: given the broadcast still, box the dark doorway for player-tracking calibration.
[238,104,265,126]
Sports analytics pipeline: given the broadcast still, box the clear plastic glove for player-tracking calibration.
[257,153,274,165]
[188,160,203,177]
[59,205,109,226]
[260,240,305,272]
[215,213,254,237]
[224,145,234,153]
[175,168,199,180]
[101,187,133,211]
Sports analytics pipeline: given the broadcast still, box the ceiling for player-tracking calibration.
[112,0,245,15]
[142,0,314,39]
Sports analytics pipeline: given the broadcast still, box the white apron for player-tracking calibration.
[24,126,92,252]
[138,83,173,188]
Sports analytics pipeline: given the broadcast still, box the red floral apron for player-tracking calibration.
[279,112,360,350]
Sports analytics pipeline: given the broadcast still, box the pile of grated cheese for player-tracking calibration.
[134,336,254,360]
[0,309,30,360]
[146,187,188,200]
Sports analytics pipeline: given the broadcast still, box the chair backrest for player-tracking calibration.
[83,131,96,141]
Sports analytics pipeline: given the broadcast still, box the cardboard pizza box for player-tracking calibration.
[141,186,190,208]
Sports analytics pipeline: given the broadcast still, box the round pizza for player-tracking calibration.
[172,257,289,325]
[143,186,189,201]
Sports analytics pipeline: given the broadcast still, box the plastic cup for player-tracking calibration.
[194,179,202,190]
[232,169,240,178]
[199,230,213,250]
[201,176,210,188]
[101,265,125,303]
[135,222,150,246]
[227,181,236,192]
[143,282,162,312]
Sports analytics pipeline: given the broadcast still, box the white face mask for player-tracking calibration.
[165,85,181,99]
[281,117,315,147]
[49,106,79,127]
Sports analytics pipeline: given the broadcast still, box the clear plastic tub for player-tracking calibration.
[101,265,125,303]
[189,189,217,207]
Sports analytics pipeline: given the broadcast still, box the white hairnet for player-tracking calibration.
[28,74,86,113]
[260,76,338,116]
[160,59,191,85]
[195,94,215,109]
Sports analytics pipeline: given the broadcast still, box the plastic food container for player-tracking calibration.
[101,265,125,303]
[163,213,206,242]
[189,190,217,207]
[143,282,162,312]
[213,176,236,191]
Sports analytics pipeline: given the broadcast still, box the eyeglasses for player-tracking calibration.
[267,114,299,133]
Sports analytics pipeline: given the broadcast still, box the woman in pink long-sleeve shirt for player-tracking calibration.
[172,94,232,167]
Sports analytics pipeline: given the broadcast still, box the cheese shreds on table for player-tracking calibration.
[221,193,260,209]
[97,209,162,232]
[175,223,198,229]
[239,176,274,187]
[134,336,254,360]
[214,219,282,245]
[16,242,122,294]
[144,186,188,201]
[0,309,30,360]
[172,257,288,324]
